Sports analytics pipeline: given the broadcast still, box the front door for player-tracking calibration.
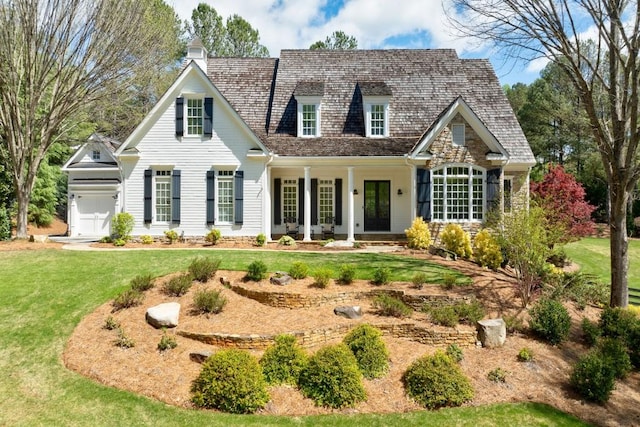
[364,180,390,231]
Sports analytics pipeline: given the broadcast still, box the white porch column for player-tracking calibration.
[409,163,416,221]
[347,166,355,242]
[303,166,312,241]
[265,165,272,241]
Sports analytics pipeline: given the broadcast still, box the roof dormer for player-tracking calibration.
[360,82,391,137]
[186,37,208,73]
[294,82,324,137]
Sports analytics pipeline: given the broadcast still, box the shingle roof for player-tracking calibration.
[205,49,534,164]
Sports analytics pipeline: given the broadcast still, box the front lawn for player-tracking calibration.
[0,248,588,426]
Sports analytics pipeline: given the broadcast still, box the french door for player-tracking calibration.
[364,180,390,231]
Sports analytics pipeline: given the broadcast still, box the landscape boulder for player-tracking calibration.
[334,306,362,319]
[146,302,180,329]
[270,272,293,286]
[477,318,506,348]
[190,350,213,363]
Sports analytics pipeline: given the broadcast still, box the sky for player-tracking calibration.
[171,0,545,86]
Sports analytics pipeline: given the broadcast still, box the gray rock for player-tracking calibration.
[190,350,213,363]
[145,302,180,328]
[334,306,362,319]
[477,318,506,348]
[270,272,293,286]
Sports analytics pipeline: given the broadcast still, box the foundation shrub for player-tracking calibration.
[371,267,390,285]
[188,257,221,282]
[205,228,222,245]
[193,289,227,314]
[111,212,134,241]
[338,263,356,284]
[440,223,472,259]
[373,294,412,318]
[278,235,296,246]
[472,229,503,270]
[112,289,144,311]
[260,334,308,386]
[113,238,126,247]
[245,260,268,282]
[164,229,179,244]
[313,268,333,288]
[140,234,154,244]
[528,298,571,345]
[288,261,309,279]
[162,273,193,296]
[402,350,473,409]
[405,217,432,249]
[298,344,367,409]
[191,349,269,414]
[343,324,389,379]
[129,274,154,292]
[255,233,267,246]
[570,351,616,403]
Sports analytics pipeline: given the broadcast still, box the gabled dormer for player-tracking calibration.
[294,82,324,137]
[360,82,391,138]
[62,133,120,172]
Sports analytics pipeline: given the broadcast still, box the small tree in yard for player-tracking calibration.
[531,164,596,247]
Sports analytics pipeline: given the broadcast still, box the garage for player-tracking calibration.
[73,193,116,237]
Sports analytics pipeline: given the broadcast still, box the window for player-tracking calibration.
[504,177,513,213]
[452,124,465,146]
[302,104,317,136]
[217,170,234,223]
[283,179,297,220]
[432,165,484,221]
[295,95,322,137]
[319,179,334,222]
[364,102,389,137]
[155,170,172,223]
[187,98,203,135]
[91,150,101,161]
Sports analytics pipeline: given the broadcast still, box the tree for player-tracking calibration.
[185,4,269,57]
[531,164,596,246]
[0,0,170,239]
[449,1,640,307]
[310,30,358,50]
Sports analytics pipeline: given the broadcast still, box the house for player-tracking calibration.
[63,38,535,240]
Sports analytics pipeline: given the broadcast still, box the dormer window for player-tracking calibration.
[294,82,324,138]
[360,82,392,138]
[452,123,465,146]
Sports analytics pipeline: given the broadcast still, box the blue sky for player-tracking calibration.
[172,0,544,86]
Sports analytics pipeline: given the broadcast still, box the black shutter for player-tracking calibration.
[487,168,501,211]
[171,170,181,224]
[417,168,431,221]
[234,171,244,225]
[311,178,318,225]
[274,178,282,225]
[175,97,184,137]
[143,169,152,223]
[298,178,304,224]
[206,170,215,224]
[204,97,213,136]
[335,178,343,226]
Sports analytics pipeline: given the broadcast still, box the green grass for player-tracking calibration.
[0,249,590,426]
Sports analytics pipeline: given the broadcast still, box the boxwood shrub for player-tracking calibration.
[260,334,308,385]
[528,298,571,345]
[343,324,389,379]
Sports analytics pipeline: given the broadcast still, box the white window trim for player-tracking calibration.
[295,95,322,137]
[216,169,235,225]
[185,97,204,137]
[452,123,466,146]
[318,178,334,224]
[431,164,486,223]
[364,102,389,137]
[153,169,172,224]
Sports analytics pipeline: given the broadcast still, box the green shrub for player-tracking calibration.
[111,212,134,241]
[440,224,472,259]
[528,298,571,345]
[193,289,227,314]
[442,272,458,289]
[164,229,179,244]
[114,328,135,348]
[103,316,120,330]
[599,306,637,341]
[425,304,458,327]
[424,300,484,327]
[256,233,267,246]
[113,238,126,247]
[411,272,428,289]
[405,217,432,249]
[112,289,144,311]
[373,294,412,318]
[546,272,609,309]
[205,228,222,245]
[188,257,221,282]
[454,299,485,324]
[140,234,154,244]
[487,367,507,382]
[260,334,308,386]
[157,329,177,351]
[191,349,269,414]
[278,235,296,246]
[298,344,367,408]
[129,274,154,292]
[245,260,268,282]
[581,318,601,347]
[0,205,10,241]
[313,268,333,288]
[289,261,309,279]
[446,343,464,363]
[597,337,632,379]
[570,351,616,403]
[99,236,113,244]
[338,264,356,284]
[504,314,526,334]
[517,347,534,362]
[162,273,193,296]
[402,350,473,409]
[371,267,391,285]
[472,229,503,270]
[343,324,389,379]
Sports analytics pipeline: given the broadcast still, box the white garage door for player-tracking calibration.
[76,195,115,237]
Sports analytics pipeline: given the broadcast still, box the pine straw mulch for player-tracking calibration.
[62,253,640,426]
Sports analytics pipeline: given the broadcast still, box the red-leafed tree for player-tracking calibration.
[531,164,595,246]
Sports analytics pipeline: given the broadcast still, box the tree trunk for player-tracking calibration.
[15,188,30,239]
[609,186,629,307]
